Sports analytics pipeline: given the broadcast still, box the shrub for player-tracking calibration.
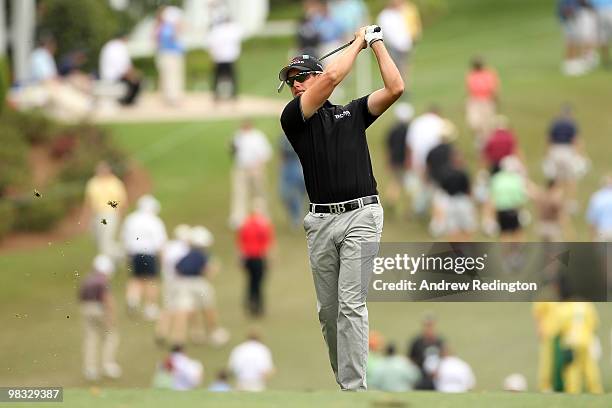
[0,123,30,197]
[2,108,59,145]
[13,195,67,232]
[58,124,129,183]
[0,200,15,241]
[37,0,120,72]
[0,58,8,115]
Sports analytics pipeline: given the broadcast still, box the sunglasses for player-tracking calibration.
[285,71,319,87]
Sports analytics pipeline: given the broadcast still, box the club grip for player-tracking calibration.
[374,26,381,32]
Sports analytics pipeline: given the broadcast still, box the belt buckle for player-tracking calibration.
[329,203,346,214]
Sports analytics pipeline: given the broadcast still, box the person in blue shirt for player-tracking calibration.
[587,175,612,240]
[155,6,185,105]
[591,0,612,67]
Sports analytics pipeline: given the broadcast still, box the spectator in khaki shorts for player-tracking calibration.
[542,104,589,213]
[171,226,229,347]
[81,161,128,259]
[78,255,121,381]
[465,56,499,145]
[529,178,569,242]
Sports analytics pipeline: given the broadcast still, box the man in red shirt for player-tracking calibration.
[482,115,519,174]
[237,208,274,317]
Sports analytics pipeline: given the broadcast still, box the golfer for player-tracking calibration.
[279,25,404,390]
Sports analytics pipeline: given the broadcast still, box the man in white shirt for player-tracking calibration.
[434,346,476,393]
[152,345,203,390]
[207,16,242,100]
[229,119,272,229]
[377,0,413,78]
[99,34,142,105]
[121,195,168,321]
[406,106,445,215]
[228,328,275,391]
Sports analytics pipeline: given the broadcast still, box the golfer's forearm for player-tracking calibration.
[372,42,404,95]
[324,40,364,86]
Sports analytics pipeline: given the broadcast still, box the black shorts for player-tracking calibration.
[496,209,521,232]
[130,254,158,278]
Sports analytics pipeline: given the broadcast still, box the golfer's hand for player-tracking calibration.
[365,25,383,47]
[354,26,367,49]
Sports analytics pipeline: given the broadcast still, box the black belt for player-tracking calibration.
[309,195,379,214]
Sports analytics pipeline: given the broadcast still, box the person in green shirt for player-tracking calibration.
[369,343,421,392]
[489,156,528,241]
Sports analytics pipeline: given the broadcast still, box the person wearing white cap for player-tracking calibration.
[78,255,121,381]
[384,102,414,215]
[171,225,229,347]
[155,224,191,344]
[120,195,168,320]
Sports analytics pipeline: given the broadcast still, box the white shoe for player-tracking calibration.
[143,304,160,321]
[562,59,588,76]
[209,327,230,347]
[84,368,100,381]
[103,362,122,379]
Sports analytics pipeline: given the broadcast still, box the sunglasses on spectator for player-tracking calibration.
[285,71,320,87]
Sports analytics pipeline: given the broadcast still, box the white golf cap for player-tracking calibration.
[93,254,115,276]
[174,224,191,242]
[190,226,213,247]
[137,194,161,214]
[394,102,414,122]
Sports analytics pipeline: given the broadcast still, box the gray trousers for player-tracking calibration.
[304,203,384,390]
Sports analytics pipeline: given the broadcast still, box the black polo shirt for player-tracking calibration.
[280,95,379,203]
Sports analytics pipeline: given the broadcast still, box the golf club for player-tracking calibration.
[277,27,381,93]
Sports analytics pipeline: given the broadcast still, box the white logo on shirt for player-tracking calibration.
[334,110,351,120]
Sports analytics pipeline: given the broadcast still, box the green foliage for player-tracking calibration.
[58,124,129,184]
[0,58,8,115]
[0,200,15,240]
[2,109,59,145]
[12,194,67,232]
[37,0,120,71]
[0,123,30,197]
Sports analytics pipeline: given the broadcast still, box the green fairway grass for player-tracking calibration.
[1,0,611,402]
[14,389,612,408]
